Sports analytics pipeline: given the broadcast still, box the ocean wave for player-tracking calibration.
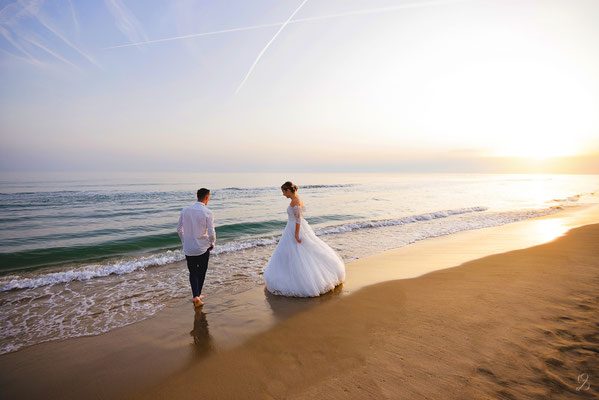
[0,250,185,292]
[0,236,286,292]
[301,184,354,189]
[314,207,488,235]
[0,206,487,292]
[552,194,581,202]
[550,191,598,203]
[219,187,270,191]
[0,205,570,355]
[218,184,354,191]
[1,204,570,293]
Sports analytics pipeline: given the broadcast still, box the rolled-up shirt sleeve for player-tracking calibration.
[177,212,184,243]
[207,212,216,247]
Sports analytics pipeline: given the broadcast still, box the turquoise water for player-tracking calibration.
[0,172,598,354]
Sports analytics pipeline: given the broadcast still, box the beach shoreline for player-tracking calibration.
[138,221,599,399]
[1,204,598,399]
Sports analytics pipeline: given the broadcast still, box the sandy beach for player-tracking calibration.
[135,221,599,399]
[1,205,598,399]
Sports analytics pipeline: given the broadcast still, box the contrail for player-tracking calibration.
[67,0,80,34]
[0,47,43,66]
[25,36,82,71]
[235,0,309,94]
[35,12,102,68]
[104,21,284,50]
[104,0,465,50]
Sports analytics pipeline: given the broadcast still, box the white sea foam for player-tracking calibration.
[0,250,185,292]
[315,206,488,235]
[551,192,597,203]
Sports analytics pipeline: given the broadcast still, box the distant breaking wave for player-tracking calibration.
[218,184,354,191]
[0,205,557,292]
[301,184,354,189]
[550,191,596,203]
[315,206,487,235]
[0,251,185,292]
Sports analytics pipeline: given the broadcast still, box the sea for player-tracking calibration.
[1,172,598,354]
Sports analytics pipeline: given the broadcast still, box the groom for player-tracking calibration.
[177,188,216,307]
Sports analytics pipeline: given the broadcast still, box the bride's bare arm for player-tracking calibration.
[291,201,303,243]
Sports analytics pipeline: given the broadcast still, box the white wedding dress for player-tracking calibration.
[264,205,346,297]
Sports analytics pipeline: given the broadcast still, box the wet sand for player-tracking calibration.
[0,205,598,399]
[136,223,599,399]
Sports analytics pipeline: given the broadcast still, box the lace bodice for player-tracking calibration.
[287,205,304,224]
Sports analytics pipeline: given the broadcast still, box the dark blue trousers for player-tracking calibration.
[186,250,210,298]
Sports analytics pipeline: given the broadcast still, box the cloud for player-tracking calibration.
[0,0,43,62]
[0,0,99,69]
[104,0,148,45]
[0,0,44,25]
[0,24,38,62]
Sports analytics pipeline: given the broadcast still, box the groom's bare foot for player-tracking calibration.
[193,297,204,307]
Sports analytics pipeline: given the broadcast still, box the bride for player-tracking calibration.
[263,181,346,297]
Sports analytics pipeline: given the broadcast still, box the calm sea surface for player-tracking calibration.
[1,172,598,353]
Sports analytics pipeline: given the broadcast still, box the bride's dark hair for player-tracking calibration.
[281,181,298,193]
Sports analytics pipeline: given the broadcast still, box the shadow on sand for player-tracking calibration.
[264,283,344,321]
[189,309,214,359]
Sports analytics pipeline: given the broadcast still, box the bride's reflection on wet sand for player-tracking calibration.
[264,283,344,321]
[190,309,214,359]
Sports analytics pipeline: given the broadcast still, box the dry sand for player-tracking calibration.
[135,223,599,400]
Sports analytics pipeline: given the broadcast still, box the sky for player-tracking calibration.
[1,0,598,173]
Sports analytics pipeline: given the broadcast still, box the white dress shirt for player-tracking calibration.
[177,202,216,256]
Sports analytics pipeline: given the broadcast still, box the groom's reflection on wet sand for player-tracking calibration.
[264,283,344,321]
[190,309,214,359]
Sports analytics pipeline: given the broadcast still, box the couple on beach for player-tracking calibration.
[177,181,346,307]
